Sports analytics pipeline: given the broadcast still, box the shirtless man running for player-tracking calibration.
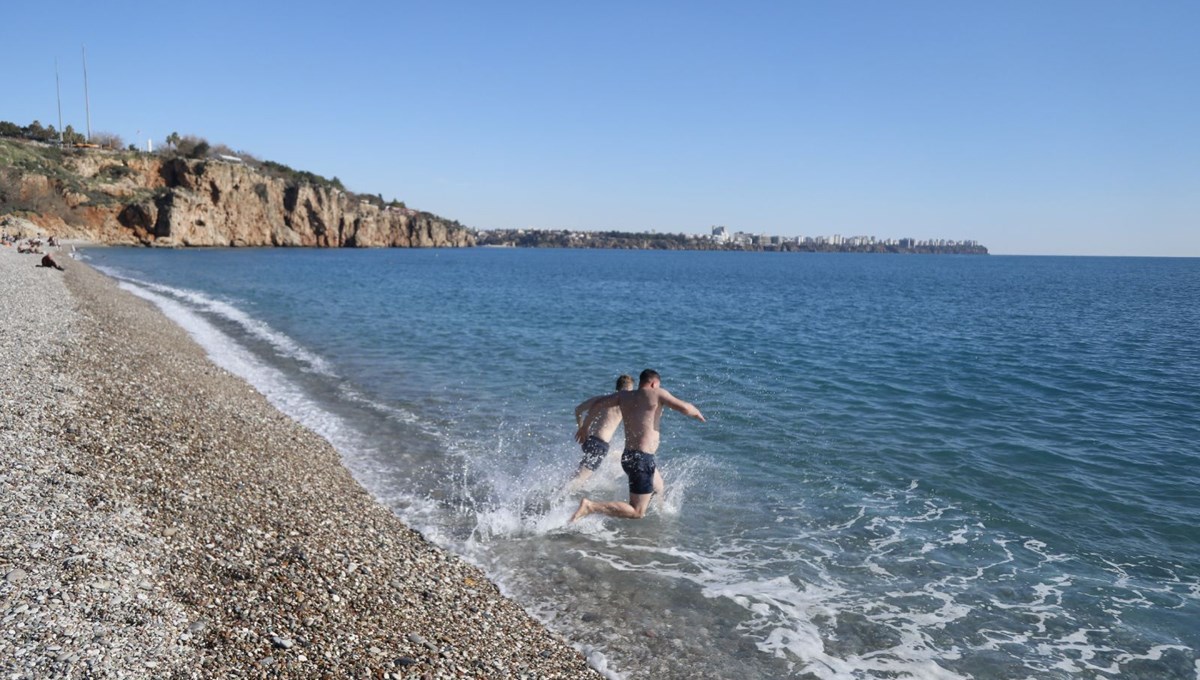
[571,369,705,521]
[565,374,635,491]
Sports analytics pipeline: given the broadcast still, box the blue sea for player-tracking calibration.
[80,248,1199,679]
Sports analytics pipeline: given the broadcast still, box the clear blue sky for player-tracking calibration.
[3,1,1197,256]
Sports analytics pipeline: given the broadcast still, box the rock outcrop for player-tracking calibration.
[0,140,474,248]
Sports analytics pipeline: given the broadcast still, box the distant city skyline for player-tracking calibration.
[704,226,980,250]
[483,223,984,248]
[2,2,1197,257]
[476,224,985,253]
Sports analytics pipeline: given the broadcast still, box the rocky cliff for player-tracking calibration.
[0,139,474,248]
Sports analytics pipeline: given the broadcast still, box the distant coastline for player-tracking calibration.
[474,228,989,254]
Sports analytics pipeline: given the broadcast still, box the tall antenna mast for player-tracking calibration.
[55,58,64,146]
[81,45,92,142]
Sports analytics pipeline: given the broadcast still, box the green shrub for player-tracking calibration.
[101,164,135,180]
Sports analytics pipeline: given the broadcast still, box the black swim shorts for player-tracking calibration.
[579,435,609,471]
[620,449,657,495]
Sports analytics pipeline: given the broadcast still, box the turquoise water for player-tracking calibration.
[82,248,1200,679]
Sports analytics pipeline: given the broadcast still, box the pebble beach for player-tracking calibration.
[0,245,597,679]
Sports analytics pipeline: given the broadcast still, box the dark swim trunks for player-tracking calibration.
[620,449,657,495]
[579,435,609,471]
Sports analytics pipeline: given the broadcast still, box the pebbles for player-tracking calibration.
[1,246,191,678]
[0,247,596,678]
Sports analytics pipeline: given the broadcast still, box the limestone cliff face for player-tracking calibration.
[0,142,474,248]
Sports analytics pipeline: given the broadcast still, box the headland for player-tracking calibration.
[0,136,473,248]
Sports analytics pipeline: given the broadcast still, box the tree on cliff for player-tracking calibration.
[18,120,61,143]
[175,135,211,159]
[62,125,85,145]
[24,120,48,140]
[91,131,125,151]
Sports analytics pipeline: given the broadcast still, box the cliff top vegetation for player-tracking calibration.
[0,118,413,213]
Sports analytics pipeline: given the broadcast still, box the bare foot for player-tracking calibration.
[570,498,592,523]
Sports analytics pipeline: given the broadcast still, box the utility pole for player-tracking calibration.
[55,59,64,146]
[81,45,92,142]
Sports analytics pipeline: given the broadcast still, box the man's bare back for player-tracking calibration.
[565,375,635,492]
[617,385,699,453]
[577,400,623,444]
[571,369,704,522]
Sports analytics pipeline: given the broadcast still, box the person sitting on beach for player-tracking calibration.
[38,253,65,271]
[565,374,635,492]
[571,369,705,522]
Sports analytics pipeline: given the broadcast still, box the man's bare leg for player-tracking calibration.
[571,492,653,522]
[563,467,594,494]
[652,469,665,509]
[564,449,622,495]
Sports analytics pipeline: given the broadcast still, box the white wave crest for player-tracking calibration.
[102,267,335,376]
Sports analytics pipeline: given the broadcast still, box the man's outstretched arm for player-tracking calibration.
[660,389,706,422]
[574,396,599,426]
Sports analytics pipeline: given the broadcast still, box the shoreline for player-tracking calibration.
[0,247,596,678]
